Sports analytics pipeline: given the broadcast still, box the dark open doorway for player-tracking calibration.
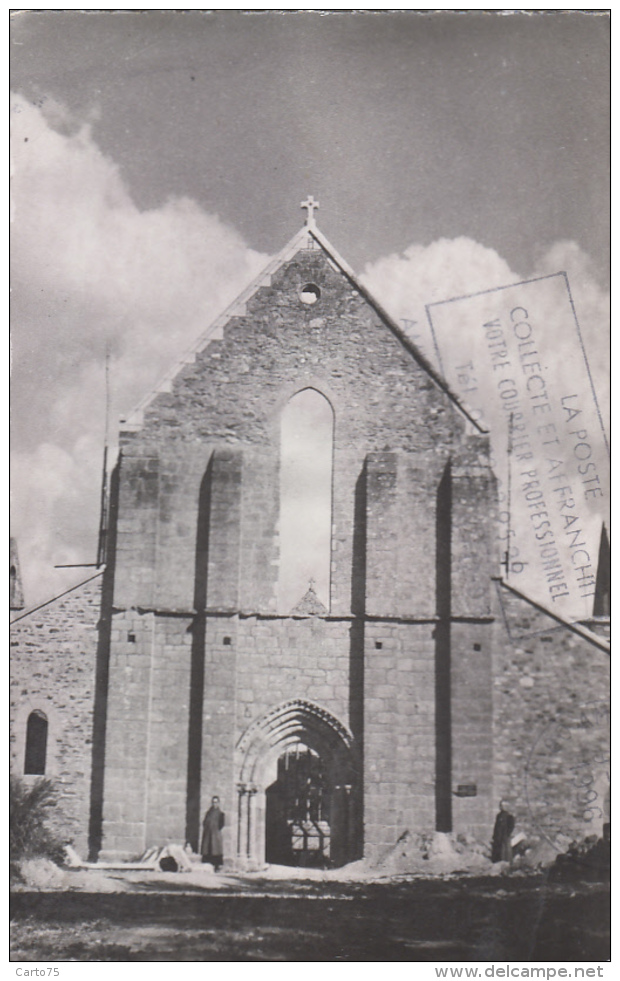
[265,743,355,868]
[265,746,329,867]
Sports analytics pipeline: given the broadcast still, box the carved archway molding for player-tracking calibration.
[233,699,359,867]
[236,698,355,787]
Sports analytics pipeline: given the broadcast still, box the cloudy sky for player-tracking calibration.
[10,10,609,605]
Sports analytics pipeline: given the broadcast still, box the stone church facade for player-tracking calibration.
[10,208,610,867]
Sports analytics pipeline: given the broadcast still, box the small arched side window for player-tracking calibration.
[24,710,48,775]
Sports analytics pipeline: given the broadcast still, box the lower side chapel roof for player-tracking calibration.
[10,569,104,625]
[495,577,609,655]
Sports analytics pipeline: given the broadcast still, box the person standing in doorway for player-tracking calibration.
[201,795,225,871]
[491,799,515,865]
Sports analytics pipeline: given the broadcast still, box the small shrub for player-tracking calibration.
[10,775,66,865]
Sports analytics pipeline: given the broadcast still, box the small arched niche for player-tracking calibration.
[24,709,48,775]
[279,388,334,614]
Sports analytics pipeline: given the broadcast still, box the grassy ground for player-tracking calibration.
[10,875,610,962]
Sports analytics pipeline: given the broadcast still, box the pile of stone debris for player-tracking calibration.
[65,842,198,873]
[548,828,610,882]
[370,830,492,876]
[366,827,611,878]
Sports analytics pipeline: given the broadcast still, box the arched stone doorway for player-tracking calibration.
[235,700,361,869]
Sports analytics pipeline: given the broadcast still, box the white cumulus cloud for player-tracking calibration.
[360,235,609,429]
[11,93,269,604]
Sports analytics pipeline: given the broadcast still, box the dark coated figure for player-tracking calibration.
[201,795,225,871]
[491,799,515,864]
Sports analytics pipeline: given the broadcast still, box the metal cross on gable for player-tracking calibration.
[301,195,320,226]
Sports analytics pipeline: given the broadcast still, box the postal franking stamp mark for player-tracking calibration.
[426,273,609,621]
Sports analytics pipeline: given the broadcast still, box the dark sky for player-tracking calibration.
[11,9,609,277]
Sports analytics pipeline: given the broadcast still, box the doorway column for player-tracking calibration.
[236,782,262,868]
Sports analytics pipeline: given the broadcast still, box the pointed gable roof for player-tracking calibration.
[122,217,486,433]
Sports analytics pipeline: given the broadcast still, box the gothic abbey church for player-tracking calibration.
[10,204,610,868]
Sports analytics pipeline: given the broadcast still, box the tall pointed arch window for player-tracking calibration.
[24,710,48,775]
[279,388,334,613]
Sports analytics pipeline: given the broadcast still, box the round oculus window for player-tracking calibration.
[300,283,321,305]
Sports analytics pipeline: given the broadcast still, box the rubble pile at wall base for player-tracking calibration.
[359,829,610,877]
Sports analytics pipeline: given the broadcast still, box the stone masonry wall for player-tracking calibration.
[119,247,480,618]
[100,609,196,860]
[101,241,498,861]
[492,582,610,851]
[450,621,495,839]
[200,615,356,858]
[10,574,103,858]
[363,621,436,863]
[14,234,603,867]
[362,443,497,855]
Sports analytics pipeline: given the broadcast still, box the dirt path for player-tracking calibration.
[10,877,610,962]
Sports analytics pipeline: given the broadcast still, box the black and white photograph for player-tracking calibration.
[10,8,610,965]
